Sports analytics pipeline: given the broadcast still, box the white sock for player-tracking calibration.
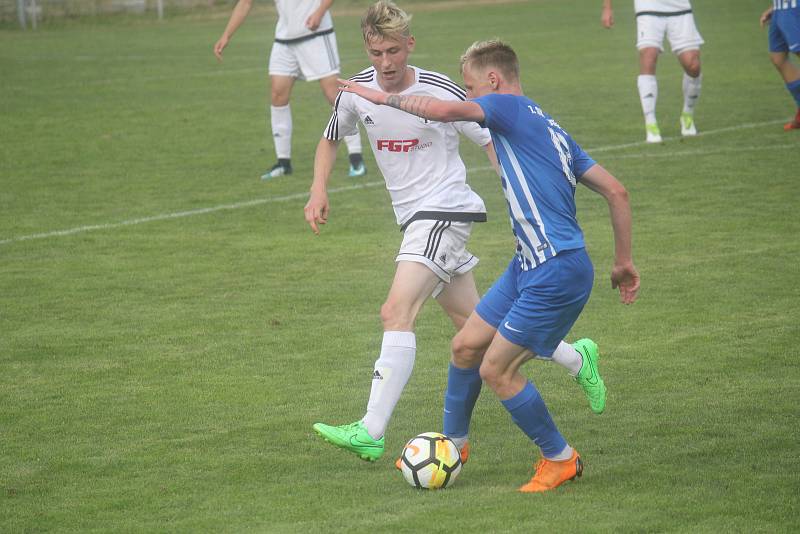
[550,341,583,376]
[545,444,574,461]
[682,72,702,115]
[343,124,362,155]
[449,435,468,450]
[362,331,416,439]
[270,104,292,159]
[637,74,658,125]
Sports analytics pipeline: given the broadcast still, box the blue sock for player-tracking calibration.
[501,381,567,458]
[442,363,482,439]
[787,79,800,108]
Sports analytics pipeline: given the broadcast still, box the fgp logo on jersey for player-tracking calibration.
[377,139,419,152]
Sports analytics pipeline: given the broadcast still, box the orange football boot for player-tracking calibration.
[784,109,800,131]
[395,440,470,470]
[518,450,583,493]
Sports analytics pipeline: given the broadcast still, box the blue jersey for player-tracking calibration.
[772,0,799,14]
[770,0,800,53]
[474,93,596,271]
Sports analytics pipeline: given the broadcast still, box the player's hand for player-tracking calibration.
[306,12,323,31]
[214,35,229,61]
[760,7,773,28]
[601,7,614,29]
[611,261,640,304]
[337,78,386,105]
[304,191,329,235]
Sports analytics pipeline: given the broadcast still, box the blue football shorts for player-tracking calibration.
[769,11,800,54]
[475,248,594,358]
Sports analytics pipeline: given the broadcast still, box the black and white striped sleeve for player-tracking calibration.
[323,90,358,141]
[323,69,375,141]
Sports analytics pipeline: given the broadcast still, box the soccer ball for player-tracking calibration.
[399,432,462,489]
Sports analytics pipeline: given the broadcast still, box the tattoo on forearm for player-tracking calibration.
[386,94,432,120]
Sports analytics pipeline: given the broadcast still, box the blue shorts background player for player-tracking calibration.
[762,0,800,130]
[340,39,640,492]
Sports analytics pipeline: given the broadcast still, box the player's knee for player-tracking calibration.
[638,48,659,74]
[769,54,786,69]
[478,362,503,390]
[270,87,291,106]
[380,300,414,330]
[685,60,701,78]
[451,333,483,368]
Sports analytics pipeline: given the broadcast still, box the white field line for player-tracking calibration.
[605,142,796,160]
[0,118,789,247]
[588,118,788,153]
[0,182,384,246]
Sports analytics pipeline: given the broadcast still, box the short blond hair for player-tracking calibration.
[460,39,520,81]
[361,1,413,43]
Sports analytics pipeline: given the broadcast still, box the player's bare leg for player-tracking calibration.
[638,47,662,143]
[314,261,440,461]
[769,51,800,130]
[434,282,484,466]
[436,270,480,330]
[262,75,296,180]
[319,75,366,175]
[677,49,702,136]
[479,333,581,492]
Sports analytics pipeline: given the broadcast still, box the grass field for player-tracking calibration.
[2,0,799,531]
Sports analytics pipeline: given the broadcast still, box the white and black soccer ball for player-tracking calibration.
[399,432,462,489]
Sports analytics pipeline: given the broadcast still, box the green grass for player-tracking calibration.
[2,0,799,531]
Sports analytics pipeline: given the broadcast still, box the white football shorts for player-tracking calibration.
[396,219,479,298]
[636,13,704,54]
[268,31,341,81]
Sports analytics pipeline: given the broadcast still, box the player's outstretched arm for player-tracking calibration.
[760,6,774,28]
[580,164,640,304]
[601,0,614,29]
[338,79,485,123]
[214,0,253,61]
[304,137,340,235]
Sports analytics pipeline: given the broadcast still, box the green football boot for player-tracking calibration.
[680,112,697,137]
[573,338,606,415]
[312,420,385,462]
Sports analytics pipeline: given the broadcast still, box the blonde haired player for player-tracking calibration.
[602,0,704,143]
[306,1,498,462]
[214,0,367,179]
[339,39,640,492]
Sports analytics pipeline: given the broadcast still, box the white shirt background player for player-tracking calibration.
[214,0,367,180]
[602,0,704,143]
[305,0,498,459]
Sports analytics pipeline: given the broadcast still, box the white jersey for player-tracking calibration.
[634,0,692,13]
[325,66,491,227]
[274,0,333,41]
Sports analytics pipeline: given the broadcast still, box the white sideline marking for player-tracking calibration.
[0,118,789,247]
[588,119,788,153]
[0,182,384,246]
[608,143,796,160]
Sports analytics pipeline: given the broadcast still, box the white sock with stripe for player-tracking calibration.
[363,331,416,439]
[682,72,702,115]
[637,74,658,125]
[343,125,362,155]
[270,104,292,159]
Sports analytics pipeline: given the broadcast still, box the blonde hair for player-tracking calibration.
[460,39,520,81]
[361,1,413,43]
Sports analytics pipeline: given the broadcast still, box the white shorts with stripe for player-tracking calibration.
[396,220,478,298]
[636,13,704,55]
[268,31,341,81]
